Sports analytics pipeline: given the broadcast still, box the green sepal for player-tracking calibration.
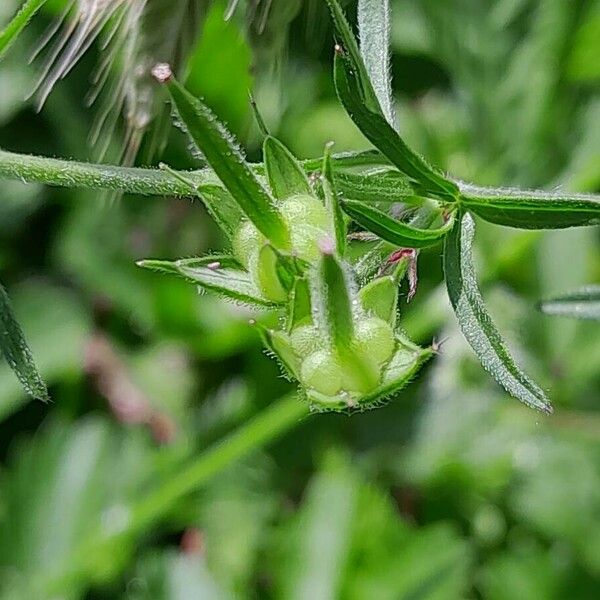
[312,248,379,392]
[257,243,298,303]
[359,275,398,327]
[461,189,600,230]
[343,200,455,248]
[288,277,313,332]
[322,143,347,257]
[326,0,459,200]
[161,74,290,249]
[264,136,311,200]
[443,212,553,414]
[138,254,277,307]
[539,285,600,320]
[0,283,49,402]
[254,324,301,380]
[312,248,355,349]
[305,339,433,413]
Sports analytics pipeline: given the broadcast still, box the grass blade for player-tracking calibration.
[343,200,455,248]
[539,285,600,320]
[154,67,290,249]
[138,255,277,307]
[0,283,48,401]
[0,0,48,61]
[358,0,395,126]
[264,136,311,199]
[443,212,553,414]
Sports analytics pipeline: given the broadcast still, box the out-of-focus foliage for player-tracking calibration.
[0,0,598,598]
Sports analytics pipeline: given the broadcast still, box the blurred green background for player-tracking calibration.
[0,0,599,598]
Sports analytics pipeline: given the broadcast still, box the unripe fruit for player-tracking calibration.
[232,220,261,268]
[290,324,325,357]
[279,195,330,230]
[281,195,331,263]
[341,351,380,393]
[300,350,343,396]
[353,317,396,366]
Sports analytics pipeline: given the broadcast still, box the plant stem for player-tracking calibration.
[2,148,599,209]
[0,147,384,197]
[36,393,309,596]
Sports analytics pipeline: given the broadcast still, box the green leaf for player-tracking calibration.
[343,200,455,248]
[138,255,277,307]
[334,168,415,204]
[326,0,459,200]
[443,212,553,414]
[358,0,395,126]
[264,136,311,199]
[0,283,48,402]
[0,0,48,61]
[460,185,600,229]
[322,143,347,256]
[539,285,600,320]
[159,72,290,249]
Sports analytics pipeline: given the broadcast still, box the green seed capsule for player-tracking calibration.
[233,220,262,268]
[300,350,343,396]
[280,195,330,230]
[353,317,396,366]
[290,324,325,357]
[280,195,331,262]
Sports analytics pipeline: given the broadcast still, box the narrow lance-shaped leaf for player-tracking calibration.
[137,255,277,307]
[326,0,459,200]
[460,184,600,229]
[0,283,49,402]
[358,0,395,126]
[343,200,455,248]
[0,0,48,61]
[539,285,600,320]
[153,65,290,250]
[264,136,311,199]
[322,143,347,257]
[443,212,553,414]
[334,168,415,204]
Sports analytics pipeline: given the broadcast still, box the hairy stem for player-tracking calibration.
[1,148,599,210]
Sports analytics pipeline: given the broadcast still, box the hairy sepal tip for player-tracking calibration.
[151,63,173,84]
